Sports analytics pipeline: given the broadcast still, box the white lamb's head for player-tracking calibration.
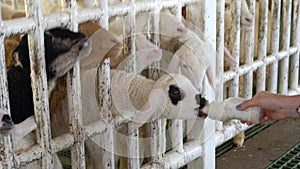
[131,73,207,128]
[155,74,207,119]
[159,12,188,41]
[115,35,162,71]
[225,0,254,28]
[135,35,162,71]
[137,11,188,41]
[167,30,216,92]
[79,26,122,71]
[0,110,14,134]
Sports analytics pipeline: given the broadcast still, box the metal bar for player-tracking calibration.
[147,0,165,164]
[267,0,281,93]
[60,0,87,168]
[228,0,241,97]
[141,140,203,169]
[223,47,298,82]
[256,0,269,93]
[25,0,53,168]
[0,5,15,169]
[240,0,255,98]
[279,0,292,94]
[289,0,300,90]
[96,1,115,168]
[168,0,185,156]
[216,0,225,101]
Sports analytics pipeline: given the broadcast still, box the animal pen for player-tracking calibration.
[0,0,299,168]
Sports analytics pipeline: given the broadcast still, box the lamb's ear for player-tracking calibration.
[130,89,167,128]
[167,53,181,73]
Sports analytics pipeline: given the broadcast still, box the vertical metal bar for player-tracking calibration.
[124,0,140,168]
[185,0,217,169]
[170,1,184,154]
[279,0,292,94]
[97,0,115,168]
[98,61,115,169]
[228,0,241,97]
[268,0,281,93]
[61,0,87,168]
[240,0,255,98]
[24,0,53,168]
[256,0,269,93]
[289,0,300,89]
[149,0,163,163]
[214,0,225,139]
[216,0,225,101]
[0,7,15,169]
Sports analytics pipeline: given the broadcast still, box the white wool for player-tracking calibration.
[111,70,154,117]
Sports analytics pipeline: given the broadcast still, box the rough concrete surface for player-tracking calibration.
[216,119,300,169]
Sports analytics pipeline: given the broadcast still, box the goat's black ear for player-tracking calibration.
[168,85,185,105]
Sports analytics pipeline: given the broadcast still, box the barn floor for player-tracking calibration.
[216,119,300,169]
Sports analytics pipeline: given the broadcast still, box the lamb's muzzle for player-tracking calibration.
[195,94,208,118]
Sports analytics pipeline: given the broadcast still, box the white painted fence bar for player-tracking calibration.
[25,0,53,168]
[1,18,35,37]
[228,0,241,97]
[0,4,14,169]
[63,0,87,168]
[223,46,298,82]
[171,3,184,154]
[15,144,43,166]
[124,0,140,168]
[279,0,292,94]
[289,0,300,89]
[216,0,225,101]
[256,0,269,92]
[149,0,164,163]
[268,0,281,93]
[240,0,255,98]
[97,0,117,168]
[141,140,203,169]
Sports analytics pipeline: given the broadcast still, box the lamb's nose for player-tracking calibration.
[195,94,207,108]
[245,16,253,24]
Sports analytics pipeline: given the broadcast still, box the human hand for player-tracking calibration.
[236,91,300,124]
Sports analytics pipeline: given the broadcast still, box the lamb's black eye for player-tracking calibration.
[168,85,185,105]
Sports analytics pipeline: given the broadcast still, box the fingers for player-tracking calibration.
[236,99,259,111]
